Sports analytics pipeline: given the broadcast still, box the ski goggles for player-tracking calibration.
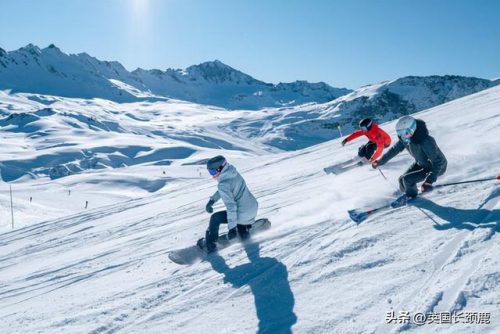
[397,128,415,140]
[208,168,219,176]
[208,161,227,176]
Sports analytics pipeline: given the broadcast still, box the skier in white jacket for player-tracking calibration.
[202,155,259,253]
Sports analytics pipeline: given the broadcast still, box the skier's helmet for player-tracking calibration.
[206,155,226,177]
[396,116,417,143]
[359,118,373,131]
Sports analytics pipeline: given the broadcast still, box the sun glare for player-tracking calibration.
[130,0,150,19]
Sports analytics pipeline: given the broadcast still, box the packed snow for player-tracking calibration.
[0,78,498,334]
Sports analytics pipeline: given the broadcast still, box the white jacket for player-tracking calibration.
[210,164,258,229]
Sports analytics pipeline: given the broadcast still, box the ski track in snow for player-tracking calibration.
[0,86,499,333]
[373,184,500,334]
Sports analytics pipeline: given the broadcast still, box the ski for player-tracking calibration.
[348,174,500,224]
[324,157,365,175]
[348,194,413,224]
[348,206,389,224]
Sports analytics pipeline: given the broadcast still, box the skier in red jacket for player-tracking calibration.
[342,118,392,162]
[324,118,392,175]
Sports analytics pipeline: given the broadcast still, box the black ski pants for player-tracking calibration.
[358,141,377,160]
[206,211,251,250]
[399,163,430,198]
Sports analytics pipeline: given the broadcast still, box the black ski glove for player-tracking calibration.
[227,227,237,240]
[205,199,215,213]
[341,138,348,146]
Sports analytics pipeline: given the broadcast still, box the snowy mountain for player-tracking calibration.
[0,44,142,102]
[129,61,351,110]
[0,85,499,334]
[225,75,498,150]
[0,44,350,109]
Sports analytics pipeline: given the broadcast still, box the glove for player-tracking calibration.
[341,138,348,146]
[226,227,237,240]
[205,199,215,213]
[420,182,434,193]
[371,160,379,169]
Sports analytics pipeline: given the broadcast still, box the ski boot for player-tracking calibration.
[390,194,415,208]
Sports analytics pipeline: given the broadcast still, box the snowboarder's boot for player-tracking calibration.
[237,224,252,241]
[196,237,205,249]
[203,230,218,254]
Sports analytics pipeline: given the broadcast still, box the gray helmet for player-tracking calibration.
[396,116,417,143]
[207,155,226,176]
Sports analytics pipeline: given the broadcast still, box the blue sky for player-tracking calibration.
[1,0,499,88]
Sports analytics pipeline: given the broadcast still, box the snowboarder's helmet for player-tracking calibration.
[207,155,226,177]
[359,118,373,131]
[396,116,417,143]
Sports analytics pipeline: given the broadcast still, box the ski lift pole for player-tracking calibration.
[9,184,14,229]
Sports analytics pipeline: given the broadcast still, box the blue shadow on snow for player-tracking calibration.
[413,189,500,233]
[207,242,297,334]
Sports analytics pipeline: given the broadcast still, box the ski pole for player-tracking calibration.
[378,168,387,180]
[434,174,500,189]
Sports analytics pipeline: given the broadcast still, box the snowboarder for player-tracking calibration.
[372,116,447,205]
[341,118,392,162]
[202,155,259,253]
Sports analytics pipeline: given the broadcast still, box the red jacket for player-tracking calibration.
[345,123,392,160]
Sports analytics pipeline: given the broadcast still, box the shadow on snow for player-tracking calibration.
[414,188,500,233]
[207,242,297,334]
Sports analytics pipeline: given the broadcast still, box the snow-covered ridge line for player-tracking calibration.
[227,75,498,150]
[0,44,351,109]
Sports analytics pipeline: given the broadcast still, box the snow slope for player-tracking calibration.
[0,84,499,334]
[0,90,275,230]
[0,90,274,181]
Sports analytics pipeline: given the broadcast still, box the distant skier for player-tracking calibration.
[342,118,392,162]
[372,116,447,205]
[201,155,259,253]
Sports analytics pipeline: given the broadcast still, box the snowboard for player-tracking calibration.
[168,218,271,265]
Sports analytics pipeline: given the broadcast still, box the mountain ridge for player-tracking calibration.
[0,44,351,109]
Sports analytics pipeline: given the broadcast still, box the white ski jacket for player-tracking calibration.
[210,164,258,230]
